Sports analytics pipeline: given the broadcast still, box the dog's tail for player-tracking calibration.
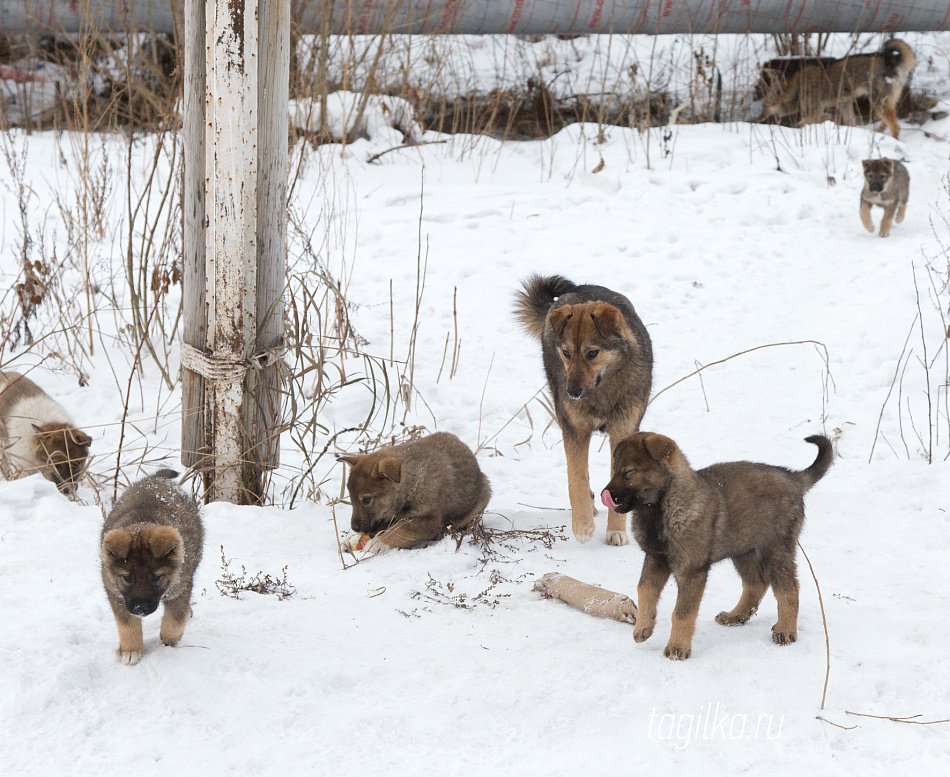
[515,274,577,339]
[152,468,180,481]
[798,435,833,490]
[882,39,916,77]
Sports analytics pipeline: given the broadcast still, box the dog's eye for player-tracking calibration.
[561,348,571,360]
[121,574,132,583]
[586,349,599,360]
[361,495,373,506]
[152,574,164,585]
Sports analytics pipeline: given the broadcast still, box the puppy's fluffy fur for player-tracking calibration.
[339,432,491,553]
[101,471,204,665]
[0,371,92,494]
[602,433,832,660]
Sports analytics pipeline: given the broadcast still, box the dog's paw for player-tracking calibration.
[118,649,144,666]
[878,230,890,238]
[362,536,390,555]
[633,624,654,643]
[572,524,594,544]
[771,627,797,645]
[863,222,875,233]
[663,643,691,661]
[716,610,751,626]
[160,632,182,648]
[604,530,629,546]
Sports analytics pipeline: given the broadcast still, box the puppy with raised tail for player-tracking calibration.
[0,370,92,494]
[602,433,832,660]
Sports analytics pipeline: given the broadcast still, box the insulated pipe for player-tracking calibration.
[1,1,948,35]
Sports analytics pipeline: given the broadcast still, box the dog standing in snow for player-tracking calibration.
[861,158,910,237]
[0,371,92,494]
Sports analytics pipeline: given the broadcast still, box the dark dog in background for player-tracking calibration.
[861,158,910,237]
[516,274,653,546]
[339,432,491,554]
[602,433,832,660]
[101,470,204,665]
[0,371,92,494]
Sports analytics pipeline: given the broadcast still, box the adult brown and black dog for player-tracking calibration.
[761,39,915,139]
[516,275,653,545]
[101,470,204,665]
[601,433,832,660]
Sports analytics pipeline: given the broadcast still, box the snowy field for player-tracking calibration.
[3,33,950,776]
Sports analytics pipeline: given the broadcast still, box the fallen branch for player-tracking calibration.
[534,572,637,624]
[798,539,831,710]
[816,716,858,731]
[845,711,950,725]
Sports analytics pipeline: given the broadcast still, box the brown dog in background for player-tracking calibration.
[761,39,915,138]
[339,432,491,554]
[516,275,653,546]
[101,471,204,665]
[861,158,910,237]
[602,433,832,660]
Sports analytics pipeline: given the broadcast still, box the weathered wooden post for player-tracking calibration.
[182,0,289,504]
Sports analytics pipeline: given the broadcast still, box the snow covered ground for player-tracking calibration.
[3,33,950,776]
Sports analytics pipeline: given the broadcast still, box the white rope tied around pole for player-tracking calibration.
[179,342,283,381]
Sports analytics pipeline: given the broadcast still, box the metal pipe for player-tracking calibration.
[1,1,948,35]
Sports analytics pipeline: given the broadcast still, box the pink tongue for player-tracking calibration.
[601,488,619,509]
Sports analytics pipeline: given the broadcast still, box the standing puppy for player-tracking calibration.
[101,471,204,665]
[0,371,92,494]
[602,433,832,660]
[515,275,653,545]
[861,159,910,237]
[339,432,491,553]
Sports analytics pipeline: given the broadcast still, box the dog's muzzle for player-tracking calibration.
[128,599,159,617]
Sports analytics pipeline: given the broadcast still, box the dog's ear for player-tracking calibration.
[882,159,894,173]
[588,302,624,338]
[642,433,677,462]
[147,526,183,561]
[336,454,363,467]
[862,159,871,172]
[376,456,401,484]
[547,305,574,338]
[69,428,93,448]
[102,529,133,561]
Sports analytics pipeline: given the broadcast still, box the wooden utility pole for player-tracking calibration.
[182,0,289,504]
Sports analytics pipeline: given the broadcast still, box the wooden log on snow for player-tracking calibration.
[533,573,637,624]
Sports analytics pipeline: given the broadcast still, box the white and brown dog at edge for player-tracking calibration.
[101,471,204,665]
[339,432,491,554]
[515,274,653,545]
[601,433,832,660]
[861,158,910,238]
[0,370,93,494]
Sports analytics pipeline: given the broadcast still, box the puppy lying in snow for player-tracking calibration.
[339,432,491,554]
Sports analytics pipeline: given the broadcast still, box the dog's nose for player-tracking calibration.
[566,386,583,399]
[129,601,157,617]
